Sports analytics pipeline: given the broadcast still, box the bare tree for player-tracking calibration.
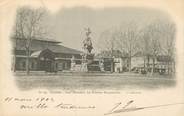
[98,29,118,54]
[159,22,176,74]
[139,31,150,71]
[13,7,47,75]
[142,20,176,75]
[117,23,141,72]
[143,21,163,74]
[98,23,141,72]
[98,29,119,72]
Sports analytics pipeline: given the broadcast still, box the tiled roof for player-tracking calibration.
[14,38,83,55]
[49,45,83,54]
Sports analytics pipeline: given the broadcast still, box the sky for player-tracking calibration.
[43,7,173,53]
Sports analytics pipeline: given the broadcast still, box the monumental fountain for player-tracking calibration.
[71,28,103,72]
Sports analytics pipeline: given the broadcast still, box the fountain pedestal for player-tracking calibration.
[80,53,94,72]
[70,28,103,72]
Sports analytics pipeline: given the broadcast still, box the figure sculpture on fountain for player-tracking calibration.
[83,28,93,54]
[71,28,102,72]
[81,28,94,72]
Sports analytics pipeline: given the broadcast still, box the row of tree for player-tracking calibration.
[98,19,176,73]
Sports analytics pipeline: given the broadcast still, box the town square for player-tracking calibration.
[12,6,176,90]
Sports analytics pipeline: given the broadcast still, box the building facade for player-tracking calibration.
[12,38,83,72]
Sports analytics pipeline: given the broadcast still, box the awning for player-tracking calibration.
[31,50,42,57]
[30,49,56,59]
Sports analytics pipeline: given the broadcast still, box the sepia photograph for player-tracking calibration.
[1,0,184,116]
[11,6,176,90]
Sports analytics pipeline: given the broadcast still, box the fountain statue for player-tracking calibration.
[71,28,102,72]
[83,28,93,54]
[80,28,94,71]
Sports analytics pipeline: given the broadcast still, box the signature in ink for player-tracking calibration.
[104,100,184,115]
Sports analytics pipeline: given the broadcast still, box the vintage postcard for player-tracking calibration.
[0,0,184,116]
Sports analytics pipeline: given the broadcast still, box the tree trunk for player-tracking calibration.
[129,56,131,72]
[26,48,30,75]
[13,55,16,72]
[111,61,114,73]
[173,61,175,74]
[143,56,146,71]
[167,61,170,75]
[13,38,18,72]
[147,56,150,72]
[151,57,155,75]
